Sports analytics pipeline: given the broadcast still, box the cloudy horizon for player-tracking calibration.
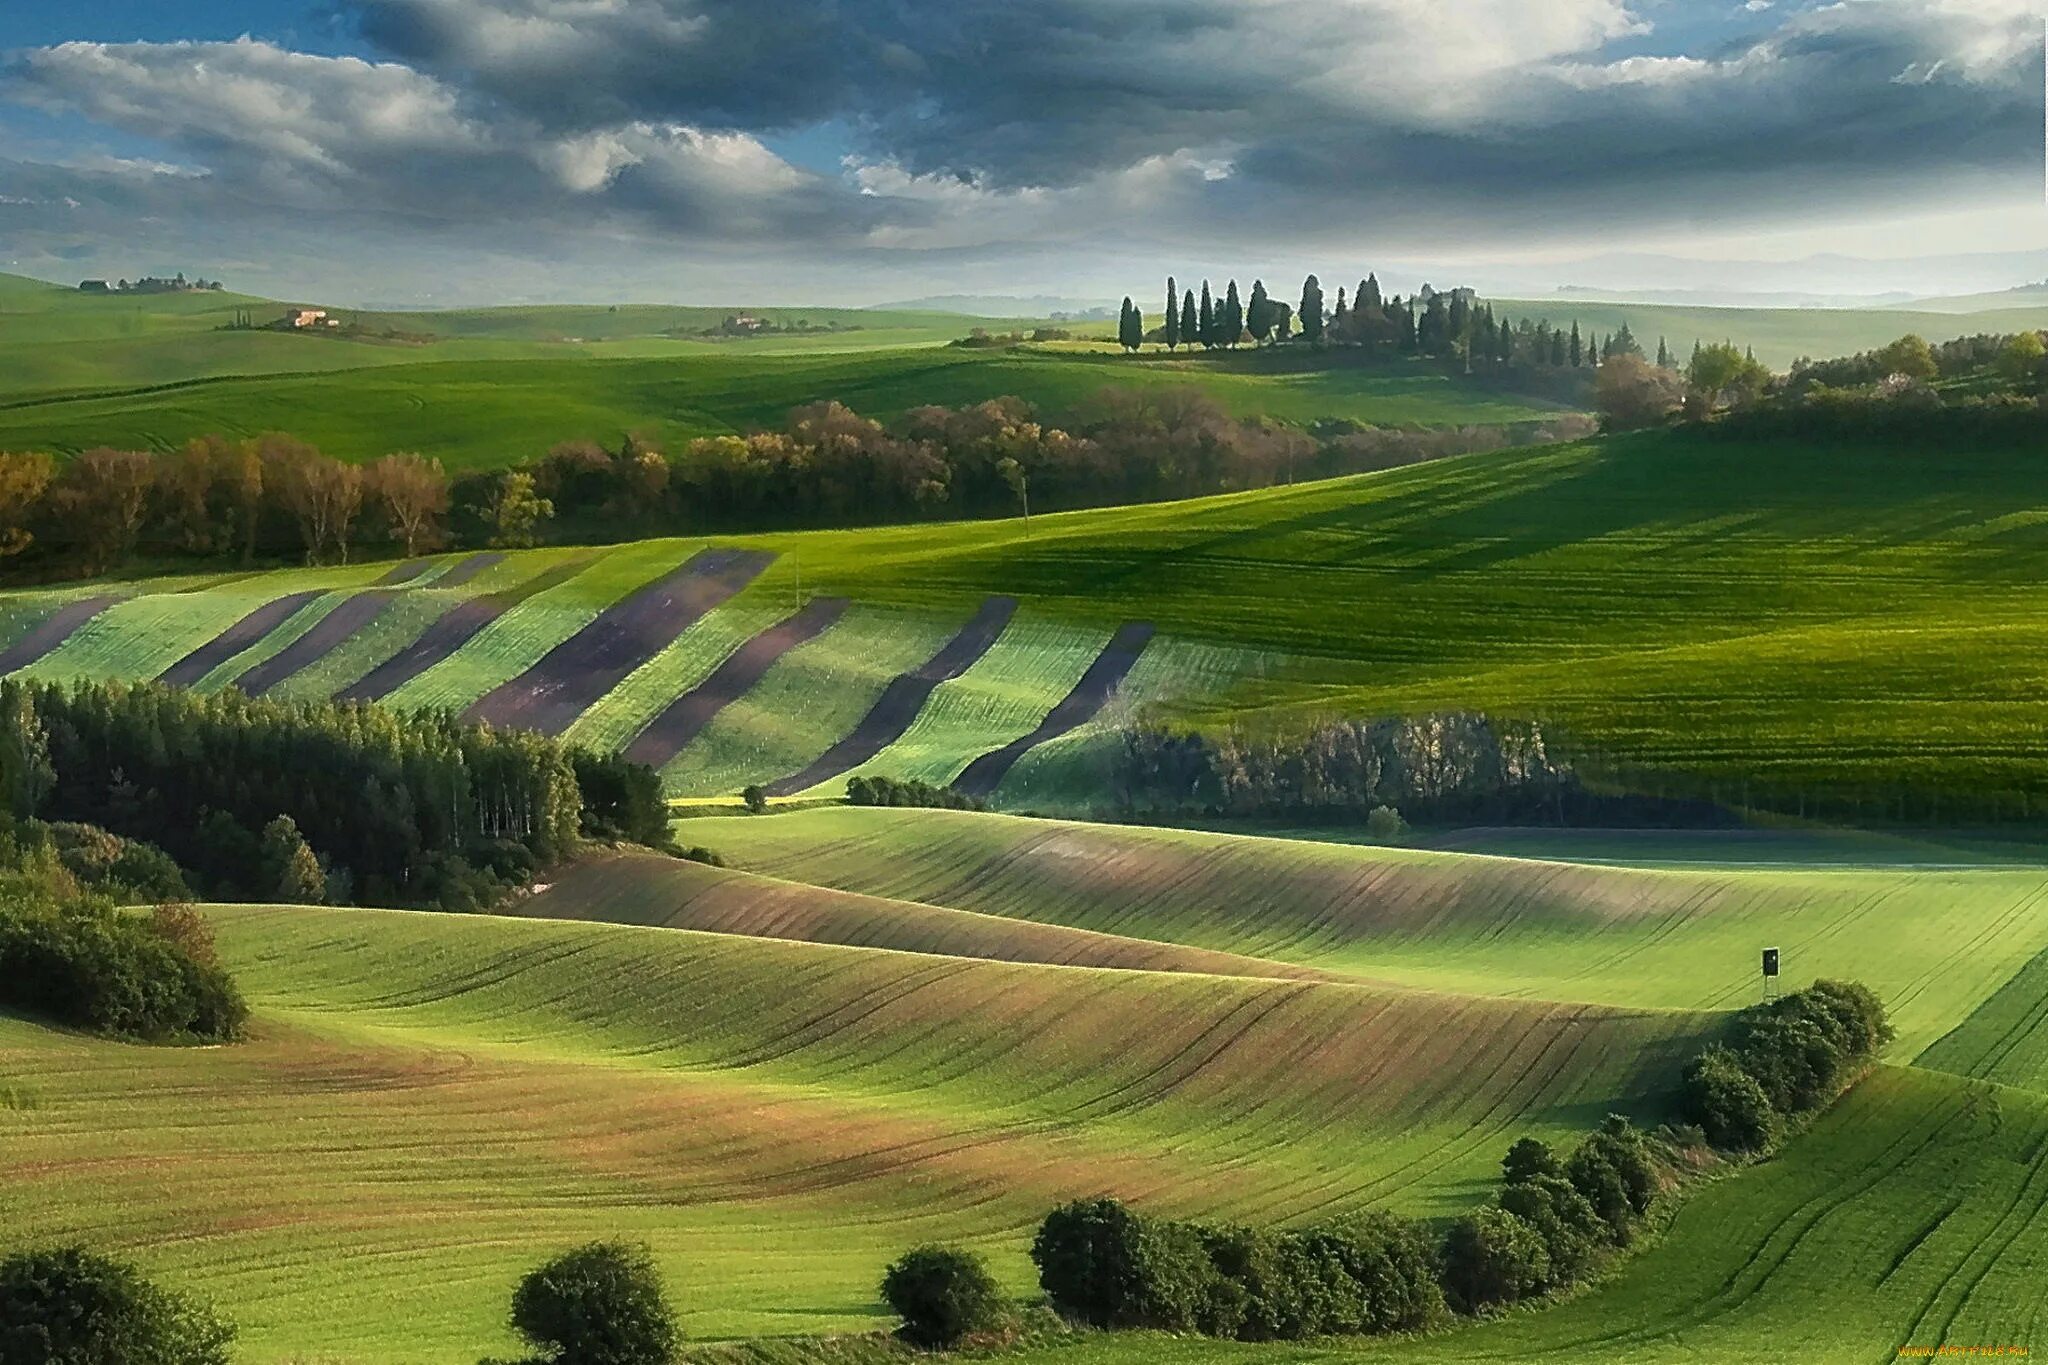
[1,0,2044,307]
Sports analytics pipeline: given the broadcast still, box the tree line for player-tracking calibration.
[0,390,1590,587]
[1,679,671,912]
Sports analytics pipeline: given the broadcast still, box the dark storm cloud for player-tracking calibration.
[0,0,2038,277]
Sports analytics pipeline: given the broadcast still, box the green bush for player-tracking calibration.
[0,1245,234,1365]
[1440,1207,1551,1313]
[1029,1199,1218,1332]
[0,889,247,1041]
[1496,1175,1605,1288]
[1563,1117,1656,1244]
[1500,1136,1560,1185]
[510,1241,677,1365]
[1680,1045,1779,1151]
[845,775,985,811]
[879,1245,1007,1348]
[741,785,768,815]
[1289,1212,1445,1336]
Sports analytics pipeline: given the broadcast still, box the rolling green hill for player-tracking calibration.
[0,895,1712,1357]
[0,348,1559,467]
[5,807,2045,1361]
[8,422,2048,810]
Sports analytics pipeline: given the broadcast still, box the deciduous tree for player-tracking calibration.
[366,452,450,556]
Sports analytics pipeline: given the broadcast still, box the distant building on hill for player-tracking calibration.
[281,307,338,329]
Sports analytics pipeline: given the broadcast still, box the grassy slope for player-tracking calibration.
[12,423,2048,804]
[682,808,2048,1056]
[1006,1065,2048,1364]
[0,900,1708,1359]
[0,348,1558,466]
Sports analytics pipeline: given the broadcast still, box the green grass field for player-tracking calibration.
[0,891,1713,1358]
[5,809,2047,1362]
[10,421,2048,810]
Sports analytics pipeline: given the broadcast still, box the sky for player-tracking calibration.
[0,0,2044,306]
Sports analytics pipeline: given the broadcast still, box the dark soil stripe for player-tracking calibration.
[376,558,438,585]
[158,591,326,686]
[429,552,506,589]
[335,556,596,704]
[0,595,124,676]
[232,590,405,696]
[951,621,1156,800]
[764,596,1018,797]
[622,596,850,770]
[464,547,776,736]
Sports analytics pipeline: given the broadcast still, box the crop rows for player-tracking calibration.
[690,808,2048,1054]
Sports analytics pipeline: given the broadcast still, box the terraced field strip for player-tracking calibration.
[763,596,1018,797]
[952,621,1155,798]
[808,618,1118,795]
[622,596,850,768]
[687,808,2048,1054]
[157,589,327,685]
[233,588,413,695]
[657,604,974,796]
[0,902,1710,1357]
[428,550,506,588]
[1014,1067,2048,1365]
[465,547,775,735]
[336,554,595,703]
[997,636,1282,809]
[376,557,437,585]
[0,593,125,675]
[225,557,505,696]
[519,851,1338,980]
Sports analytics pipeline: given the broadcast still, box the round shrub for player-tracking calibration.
[1681,1046,1778,1152]
[1500,1137,1560,1185]
[1440,1207,1551,1314]
[0,1245,234,1365]
[879,1245,1007,1348]
[1029,1198,1218,1331]
[511,1241,677,1365]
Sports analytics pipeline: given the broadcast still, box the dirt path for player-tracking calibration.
[0,595,125,676]
[623,596,850,770]
[464,547,775,736]
[763,596,1017,797]
[334,557,593,704]
[951,621,1156,800]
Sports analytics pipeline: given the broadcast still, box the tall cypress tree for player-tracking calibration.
[1198,281,1215,350]
[1182,290,1197,349]
[1299,274,1325,346]
[1118,297,1143,352]
[1246,279,1272,343]
[1331,286,1350,341]
[1363,273,1383,311]
[1657,336,1672,369]
[1222,280,1243,348]
[1163,277,1180,351]
[1569,321,1583,368]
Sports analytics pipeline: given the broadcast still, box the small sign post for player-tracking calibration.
[1761,947,1780,1002]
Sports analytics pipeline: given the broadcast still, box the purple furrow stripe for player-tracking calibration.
[951,621,1156,800]
[623,597,850,771]
[0,595,124,676]
[463,547,776,736]
[763,596,1018,797]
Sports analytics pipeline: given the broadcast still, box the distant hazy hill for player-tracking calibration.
[1903,282,2048,314]
[870,294,1112,318]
